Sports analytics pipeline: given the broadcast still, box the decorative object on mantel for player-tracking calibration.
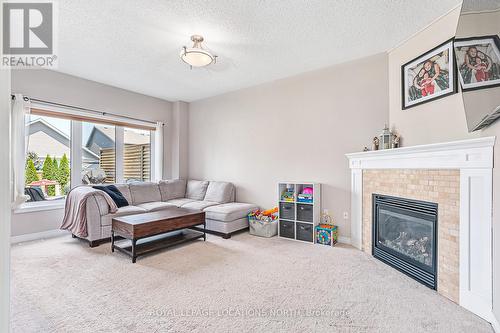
[379,125,393,150]
[392,134,401,149]
[401,38,457,109]
[365,126,401,152]
[372,137,379,151]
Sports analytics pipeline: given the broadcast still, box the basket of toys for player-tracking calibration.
[248,207,278,238]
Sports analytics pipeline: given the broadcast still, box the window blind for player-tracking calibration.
[30,103,157,131]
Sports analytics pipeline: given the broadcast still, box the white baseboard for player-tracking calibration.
[338,236,351,245]
[11,229,66,244]
[491,313,500,333]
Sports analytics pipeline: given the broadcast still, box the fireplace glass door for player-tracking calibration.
[373,194,438,289]
[376,206,435,273]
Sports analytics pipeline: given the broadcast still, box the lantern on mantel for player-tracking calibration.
[379,125,394,150]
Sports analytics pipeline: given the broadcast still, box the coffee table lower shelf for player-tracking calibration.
[112,229,204,263]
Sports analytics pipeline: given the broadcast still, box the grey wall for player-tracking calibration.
[171,101,189,179]
[188,53,389,239]
[11,69,174,236]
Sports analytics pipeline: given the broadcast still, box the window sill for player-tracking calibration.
[13,200,66,214]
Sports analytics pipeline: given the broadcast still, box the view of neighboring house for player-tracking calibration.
[85,125,151,183]
[27,118,98,166]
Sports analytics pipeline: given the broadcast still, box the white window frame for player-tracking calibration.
[15,103,159,214]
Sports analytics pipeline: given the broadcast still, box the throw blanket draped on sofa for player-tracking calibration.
[61,186,118,237]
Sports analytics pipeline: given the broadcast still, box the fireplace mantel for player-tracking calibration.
[345,136,496,323]
[346,137,495,170]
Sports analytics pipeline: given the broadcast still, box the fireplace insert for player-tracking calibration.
[372,194,438,289]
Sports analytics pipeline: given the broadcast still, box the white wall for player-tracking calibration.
[10,69,175,237]
[189,53,389,239]
[0,64,12,333]
[388,6,500,325]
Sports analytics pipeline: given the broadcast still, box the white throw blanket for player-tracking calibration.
[61,186,118,237]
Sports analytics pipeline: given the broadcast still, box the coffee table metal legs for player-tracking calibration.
[131,239,137,263]
[111,226,205,263]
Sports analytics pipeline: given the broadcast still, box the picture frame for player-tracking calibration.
[454,35,500,92]
[401,38,457,110]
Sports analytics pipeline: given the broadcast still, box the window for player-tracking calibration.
[22,105,158,206]
[82,122,116,184]
[124,127,151,182]
[25,114,71,200]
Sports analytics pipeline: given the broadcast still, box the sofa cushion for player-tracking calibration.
[203,181,234,203]
[114,184,132,203]
[100,205,147,226]
[181,200,220,210]
[186,180,209,200]
[136,201,177,212]
[129,182,161,204]
[166,198,196,207]
[203,202,259,222]
[159,179,186,201]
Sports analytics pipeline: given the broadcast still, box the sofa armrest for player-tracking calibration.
[85,195,105,241]
[88,193,111,216]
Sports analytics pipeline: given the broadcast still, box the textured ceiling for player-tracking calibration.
[54,0,461,101]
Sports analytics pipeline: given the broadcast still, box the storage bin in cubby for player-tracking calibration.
[297,203,313,222]
[296,222,313,242]
[279,202,295,220]
[279,220,295,239]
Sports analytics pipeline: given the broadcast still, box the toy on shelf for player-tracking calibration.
[297,186,314,203]
[281,184,295,202]
[315,213,338,246]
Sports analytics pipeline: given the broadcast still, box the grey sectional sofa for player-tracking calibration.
[82,179,258,246]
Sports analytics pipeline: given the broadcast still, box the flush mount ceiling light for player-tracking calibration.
[180,35,217,69]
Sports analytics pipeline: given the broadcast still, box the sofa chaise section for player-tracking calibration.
[203,202,258,238]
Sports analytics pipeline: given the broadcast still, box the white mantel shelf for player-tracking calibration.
[346,136,495,170]
[345,136,496,324]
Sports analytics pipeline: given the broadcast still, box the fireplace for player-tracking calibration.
[372,194,438,289]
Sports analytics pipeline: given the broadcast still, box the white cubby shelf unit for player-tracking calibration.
[277,182,321,243]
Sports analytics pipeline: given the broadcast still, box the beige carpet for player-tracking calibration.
[11,232,493,333]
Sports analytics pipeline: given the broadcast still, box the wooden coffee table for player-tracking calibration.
[111,207,205,263]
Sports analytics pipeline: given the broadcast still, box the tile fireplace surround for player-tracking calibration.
[346,137,496,324]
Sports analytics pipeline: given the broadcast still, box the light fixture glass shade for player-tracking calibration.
[180,48,214,67]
